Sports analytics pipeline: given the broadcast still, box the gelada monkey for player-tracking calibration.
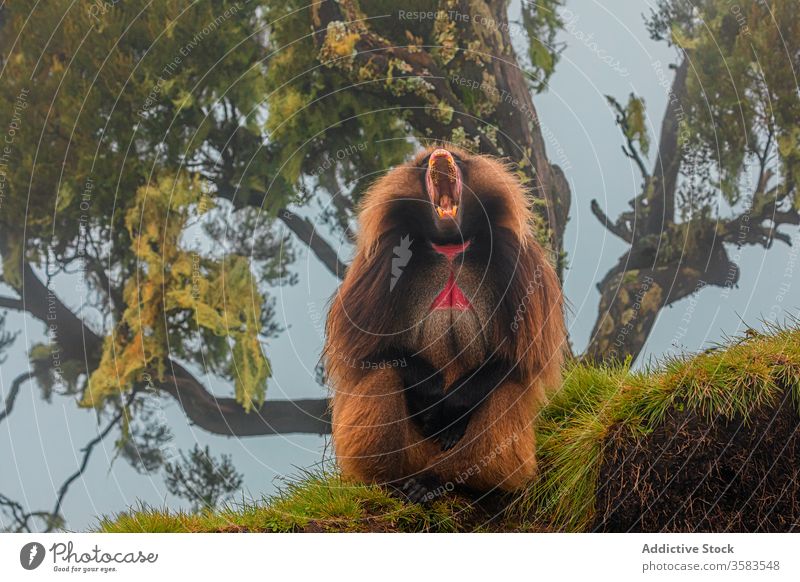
[325,146,565,502]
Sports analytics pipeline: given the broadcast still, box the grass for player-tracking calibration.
[100,324,800,533]
[99,473,476,533]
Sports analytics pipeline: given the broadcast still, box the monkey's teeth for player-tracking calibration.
[435,205,458,218]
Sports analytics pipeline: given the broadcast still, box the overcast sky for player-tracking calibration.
[1,0,798,531]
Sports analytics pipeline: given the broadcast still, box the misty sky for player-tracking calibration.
[1,0,798,531]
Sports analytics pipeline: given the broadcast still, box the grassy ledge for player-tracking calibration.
[100,325,800,533]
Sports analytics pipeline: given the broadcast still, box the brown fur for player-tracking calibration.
[325,146,565,493]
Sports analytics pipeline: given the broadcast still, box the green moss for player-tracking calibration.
[101,325,800,533]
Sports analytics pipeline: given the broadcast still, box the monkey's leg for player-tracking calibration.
[332,367,438,490]
[422,380,542,494]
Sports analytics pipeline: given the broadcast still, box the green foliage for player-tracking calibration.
[1,0,280,413]
[521,0,565,91]
[0,0,293,420]
[0,0,267,255]
[650,1,800,207]
[84,173,270,411]
[606,93,650,159]
[624,95,650,157]
[261,1,413,207]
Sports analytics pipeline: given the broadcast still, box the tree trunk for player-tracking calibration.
[482,0,571,259]
[585,58,693,362]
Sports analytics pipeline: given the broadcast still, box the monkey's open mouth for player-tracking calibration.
[426,148,462,220]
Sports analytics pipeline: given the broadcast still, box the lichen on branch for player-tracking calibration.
[84,173,270,412]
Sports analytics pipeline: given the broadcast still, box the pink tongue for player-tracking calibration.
[431,272,471,311]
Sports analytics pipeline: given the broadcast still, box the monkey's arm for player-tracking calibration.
[435,358,513,450]
[400,355,446,440]
[369,350,445,440]
[369,350,511,450]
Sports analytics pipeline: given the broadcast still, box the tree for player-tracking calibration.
[586,0,800,361]
[0,0,798,529]
[164,445,244,512]
[0,0,566,440]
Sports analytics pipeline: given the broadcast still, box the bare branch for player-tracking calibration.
[278,208,348,279]
[0,493,30,532]
[590,199,633,243]
[728,214,799,248]
[606,95,650,180]
[0,295,23,311]
[0,494,53,532]
[212,181,351,280]
[46,392,135,532]
[722,184,799,249]
[622,144,650,180]
[755,128,775,192]
[0,391,133,532]
[161,359,331,436]
[0,371,35,425]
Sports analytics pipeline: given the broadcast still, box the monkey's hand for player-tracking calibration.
[395,353,446,440]
[436,417,470,452]
[435,358,511,451]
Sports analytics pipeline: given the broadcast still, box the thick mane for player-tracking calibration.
[463,154,537,242]
[326,150,433,385]
[325,227,401,385]
[356,156,423,261]
[490,227,565,386]
[455,152,564,385]
[325,157,419,385]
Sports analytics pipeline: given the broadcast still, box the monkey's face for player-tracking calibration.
[360,146,534,367]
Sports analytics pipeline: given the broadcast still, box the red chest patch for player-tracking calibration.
[431,272,471,311]
[430,241,472,311]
